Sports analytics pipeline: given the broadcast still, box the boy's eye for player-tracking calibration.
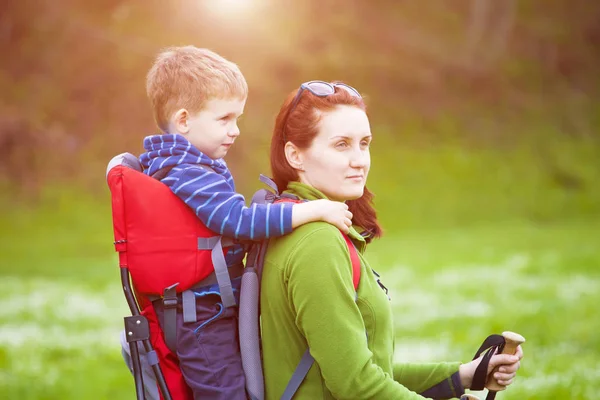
[219,115,242,123]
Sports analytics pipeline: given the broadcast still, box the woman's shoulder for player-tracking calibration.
[288,221,346,248]
[267,221,346,256]
[270,222,349,269]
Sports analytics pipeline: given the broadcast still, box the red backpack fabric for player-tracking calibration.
[108,161,232,296]
[143,305,193,399]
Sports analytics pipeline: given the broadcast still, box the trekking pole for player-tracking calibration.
[468,331,525,400]
[487,331,525,392]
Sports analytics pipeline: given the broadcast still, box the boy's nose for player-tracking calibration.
[228,124,240,137]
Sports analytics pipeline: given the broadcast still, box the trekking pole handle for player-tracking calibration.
[486,331,525,391]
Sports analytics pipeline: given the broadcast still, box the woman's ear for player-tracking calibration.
[284,142,304,171]
[171,109,190,134]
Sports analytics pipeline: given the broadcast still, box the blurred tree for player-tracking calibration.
[0,0,598,196]
[465,0,516,68]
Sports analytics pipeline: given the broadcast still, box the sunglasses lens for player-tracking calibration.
[336,84,361,98]
[305,81,335,96]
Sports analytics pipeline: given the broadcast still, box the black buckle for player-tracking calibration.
[162,283,179,309]
[163,298,178,308]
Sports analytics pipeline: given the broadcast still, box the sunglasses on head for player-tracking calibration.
[282,81,362,142]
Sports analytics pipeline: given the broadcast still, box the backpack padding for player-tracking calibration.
[106,152,142,178]
[239,266,264,400]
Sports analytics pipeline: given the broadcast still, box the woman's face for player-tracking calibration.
[291,105,372,202]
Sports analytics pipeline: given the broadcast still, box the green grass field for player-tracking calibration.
[1,192,598,399]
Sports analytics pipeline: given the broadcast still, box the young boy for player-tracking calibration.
[135,46,352,399]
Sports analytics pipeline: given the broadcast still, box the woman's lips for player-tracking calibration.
[347,175,364,181]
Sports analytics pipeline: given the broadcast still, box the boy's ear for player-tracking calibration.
[284,142,304,171]
[172,109,190,134]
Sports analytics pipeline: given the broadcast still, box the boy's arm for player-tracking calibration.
[162,166,351,239]
[162,165,291,239]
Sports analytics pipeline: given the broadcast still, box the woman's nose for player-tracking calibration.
[350,148,368,168]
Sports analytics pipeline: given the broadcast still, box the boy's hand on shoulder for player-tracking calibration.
[291,200,353,233]
[315,199,353,233]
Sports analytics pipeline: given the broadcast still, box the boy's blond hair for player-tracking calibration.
[146,46,248,131]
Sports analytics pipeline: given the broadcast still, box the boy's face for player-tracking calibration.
[180,97,246,160]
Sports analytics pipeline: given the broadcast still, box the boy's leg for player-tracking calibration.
[178,295,246,399]
[154,278,246,400]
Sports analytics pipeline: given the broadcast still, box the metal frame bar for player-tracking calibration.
[121,268,172,400]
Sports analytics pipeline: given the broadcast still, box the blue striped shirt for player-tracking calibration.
[139,134,294,242]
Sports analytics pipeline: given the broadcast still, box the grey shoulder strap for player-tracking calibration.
[197,236,236,308]
[281,288,361,399]
[281,350,314,400]
[239,266,264,400]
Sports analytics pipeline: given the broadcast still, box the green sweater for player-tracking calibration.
[260,182,464,399]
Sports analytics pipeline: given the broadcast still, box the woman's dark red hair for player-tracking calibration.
[270,84,383,241]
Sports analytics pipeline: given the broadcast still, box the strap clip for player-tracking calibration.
[162,283,179,309]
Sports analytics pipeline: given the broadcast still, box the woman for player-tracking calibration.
[259,81,523,399]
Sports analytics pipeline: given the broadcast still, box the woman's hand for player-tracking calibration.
[458,345,523,390]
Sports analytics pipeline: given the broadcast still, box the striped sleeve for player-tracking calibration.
[162,165,294,240]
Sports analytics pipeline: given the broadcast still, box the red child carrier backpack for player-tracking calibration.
[107,153,362,400]
[107,152,243,400]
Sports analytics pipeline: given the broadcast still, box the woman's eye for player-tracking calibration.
[361,141,371,148]
[336,141,348,148]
